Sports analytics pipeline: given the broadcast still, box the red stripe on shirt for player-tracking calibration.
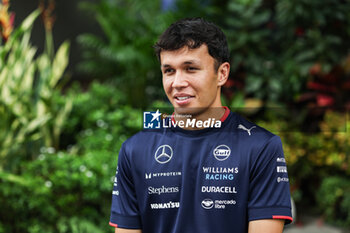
[109,222,118,228]
[220,106,230,122]
[272,215,293,222]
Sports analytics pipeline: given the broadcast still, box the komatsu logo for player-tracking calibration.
[213,145,231,161]
[150,201,180,209]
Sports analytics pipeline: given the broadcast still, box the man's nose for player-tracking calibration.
[172,71,188,88]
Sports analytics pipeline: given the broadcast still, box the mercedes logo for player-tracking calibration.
[154,145,173,164]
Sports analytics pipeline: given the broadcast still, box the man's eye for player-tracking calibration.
[164,68,174,74]
[187,67,198,71]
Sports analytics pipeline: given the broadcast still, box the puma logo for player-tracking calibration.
[238,124,256,136]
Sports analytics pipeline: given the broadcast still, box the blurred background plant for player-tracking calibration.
[1,0,350,232]
[76,0,176,107]
[0,2,70,171]
[222,0,350,108]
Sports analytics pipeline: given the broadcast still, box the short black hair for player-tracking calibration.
[154,18,229,70]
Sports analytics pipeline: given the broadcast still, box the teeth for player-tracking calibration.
[177,96,190,100]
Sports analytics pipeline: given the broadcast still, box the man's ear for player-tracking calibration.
[217,62,230,87]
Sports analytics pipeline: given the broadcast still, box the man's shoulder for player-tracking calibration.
[230,113,283,162]
[230,112,280,146]
[231,112,275,136]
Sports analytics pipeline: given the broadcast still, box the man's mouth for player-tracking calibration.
[173,94,194,105]
[176,96,191,100]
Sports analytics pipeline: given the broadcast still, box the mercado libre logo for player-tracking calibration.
[143,109,222,129]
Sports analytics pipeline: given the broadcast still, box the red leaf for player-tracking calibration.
[295,27,305,37]
[317,94,334,107]
[307,81,336,92]
[9,12,15,28]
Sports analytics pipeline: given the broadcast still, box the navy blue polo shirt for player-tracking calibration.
[110,109,292,232]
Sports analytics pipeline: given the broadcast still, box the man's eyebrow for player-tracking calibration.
[161,64,171,68]
[183,60,200,65]
[161,60,200,69]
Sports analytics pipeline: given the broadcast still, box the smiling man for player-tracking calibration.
[161,44,229,125]
[109,18,293,233]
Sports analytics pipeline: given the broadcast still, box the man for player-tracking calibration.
[109,18,292,233]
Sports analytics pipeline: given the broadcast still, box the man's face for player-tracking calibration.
[160,44,228,117]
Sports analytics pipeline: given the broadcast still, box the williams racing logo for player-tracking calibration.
[203,167,238,181]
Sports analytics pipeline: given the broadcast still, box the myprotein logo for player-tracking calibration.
[148,186,179,195]
[201,186,237,194]
[145,173,152,179]
[213,145,231,161]
[150,201,180,209]
[145,171,181,180]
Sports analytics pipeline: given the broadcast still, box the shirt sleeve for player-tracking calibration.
[247,136,293,224]
[109,143,142,229]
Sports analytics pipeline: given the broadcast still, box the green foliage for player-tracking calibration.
[224,0,350,103]
[0,150,113,233]
[77,0,224,107]
[283,111,349,172]
[256,110,350,226]
[0,81,142,232]
[317,176,350,227]
[1,0,349,230]
[0,10,71,170]
[62,82,141,149]
[257,111,349,175]
[77,0,177,107]
[78,0,350,107]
